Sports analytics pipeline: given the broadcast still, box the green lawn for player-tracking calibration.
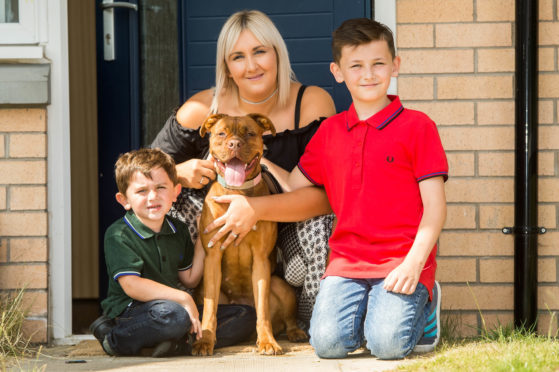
[400,323,559,372]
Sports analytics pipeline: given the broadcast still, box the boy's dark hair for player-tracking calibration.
[115,148,178,194]
[332,18,396,63]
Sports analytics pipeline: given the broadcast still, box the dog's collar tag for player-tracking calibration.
[217,173,262,190]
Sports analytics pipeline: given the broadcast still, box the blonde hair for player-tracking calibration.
[115,148,178,194]
[210,10,297,113]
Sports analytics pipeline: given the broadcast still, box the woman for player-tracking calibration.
[151,10,336,326]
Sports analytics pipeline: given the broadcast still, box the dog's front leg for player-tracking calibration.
[192,248,222,356]
[251,249,282,355]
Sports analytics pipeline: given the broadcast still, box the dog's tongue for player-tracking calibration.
[224,158,246,186]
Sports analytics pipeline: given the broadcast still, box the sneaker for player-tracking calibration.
[413,280,441,353]
[151,337,191,358]
[102,335,118,356]
[89,315,115,343]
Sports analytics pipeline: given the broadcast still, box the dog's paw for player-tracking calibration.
[191,331,215,356]
[192,340,214,356]
[287,328,308,343]
[257,339,283,355]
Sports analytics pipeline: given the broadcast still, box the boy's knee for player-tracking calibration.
[148,300,188,330]
[309,324,349,359]
[366,327,410,360]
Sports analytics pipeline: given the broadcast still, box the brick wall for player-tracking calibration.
[0,108,48,342]
[397,0,559,337]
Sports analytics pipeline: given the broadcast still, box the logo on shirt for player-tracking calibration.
[387,156,394,163]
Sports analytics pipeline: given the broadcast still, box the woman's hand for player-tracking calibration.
[176,159,216,189]
[203,195,258,249]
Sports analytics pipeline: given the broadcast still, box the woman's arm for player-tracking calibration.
[298,86,336,128]
[151,89,217,189]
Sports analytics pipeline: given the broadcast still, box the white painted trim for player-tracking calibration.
[0,0,39,43]
[45,0,72,340]
[374,1,397,95]
[0,46,43,59]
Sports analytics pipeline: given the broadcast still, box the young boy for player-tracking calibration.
[206,18,447,360]
[90,148,255,357]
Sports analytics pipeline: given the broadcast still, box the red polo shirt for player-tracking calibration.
[298,96,448,298]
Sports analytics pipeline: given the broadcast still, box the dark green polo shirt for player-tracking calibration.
[101,210,194,318]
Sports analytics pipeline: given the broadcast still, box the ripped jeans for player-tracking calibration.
[106,300,256,355]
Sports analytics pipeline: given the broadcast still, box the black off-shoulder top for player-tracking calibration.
[151,85,326,172]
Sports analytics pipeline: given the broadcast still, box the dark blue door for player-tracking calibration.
[179,0,370,112]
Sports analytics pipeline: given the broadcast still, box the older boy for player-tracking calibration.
[90,148,255,357]
[205,18,447,360]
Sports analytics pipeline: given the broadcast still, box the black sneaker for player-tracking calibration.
[413,280,441,353]
[89,315,115,343]
[102,335,118,356]
[151,337,191,358]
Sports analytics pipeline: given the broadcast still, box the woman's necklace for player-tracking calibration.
[239,87,278,105]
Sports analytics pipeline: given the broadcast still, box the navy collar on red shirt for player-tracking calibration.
[346,95,404,131]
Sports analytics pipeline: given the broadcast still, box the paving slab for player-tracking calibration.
[12,338,414,372]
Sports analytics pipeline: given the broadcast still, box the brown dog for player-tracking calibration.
[193,114,307,356]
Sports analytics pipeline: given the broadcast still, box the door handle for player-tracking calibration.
[101,1,138,61]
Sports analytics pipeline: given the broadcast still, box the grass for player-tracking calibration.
[0,288,42,371]
[399,314,559,372]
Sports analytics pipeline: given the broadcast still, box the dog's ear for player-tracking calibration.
[200,114,227,137]
[247,113,276,136]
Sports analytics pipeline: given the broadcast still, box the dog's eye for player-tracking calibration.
[218,132,226,137]
[247,132,256,137]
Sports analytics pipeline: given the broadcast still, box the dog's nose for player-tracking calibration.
[227,139,241,150]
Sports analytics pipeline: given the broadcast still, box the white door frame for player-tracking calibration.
[45,0,72,340]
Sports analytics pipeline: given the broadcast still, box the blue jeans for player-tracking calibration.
[107,300,256,355]
[309,276,429,360]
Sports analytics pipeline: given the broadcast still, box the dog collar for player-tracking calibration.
[217,172,262,190]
